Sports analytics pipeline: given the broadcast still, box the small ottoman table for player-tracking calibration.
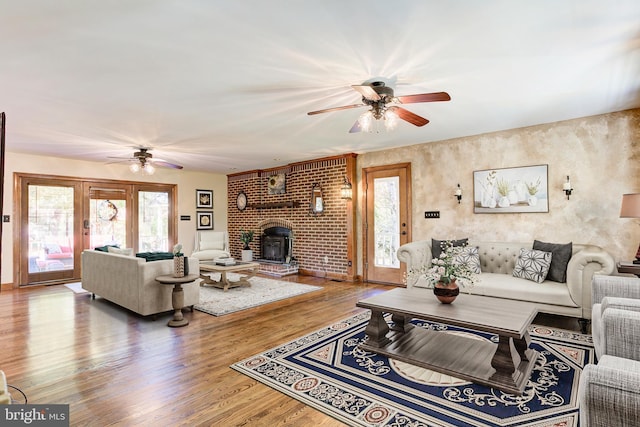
[155,274,199,327]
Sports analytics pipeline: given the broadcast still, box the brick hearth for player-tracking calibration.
[257,261,299,277]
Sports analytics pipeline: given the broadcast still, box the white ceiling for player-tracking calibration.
[2,1,639,174]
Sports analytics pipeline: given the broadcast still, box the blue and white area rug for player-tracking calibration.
[232,312,593,426]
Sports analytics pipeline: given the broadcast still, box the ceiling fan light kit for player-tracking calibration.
[129,162,155,175]
[307,81,450,133]
[108,147,183,174]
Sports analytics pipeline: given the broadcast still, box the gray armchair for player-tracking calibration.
[578,355,640,426]
[591,275,640,360]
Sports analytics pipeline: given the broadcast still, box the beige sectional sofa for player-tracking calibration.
[397,240,615,328]
[81,250,200,316]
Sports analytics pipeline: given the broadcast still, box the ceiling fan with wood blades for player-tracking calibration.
[307,81,450,133]
[108,148,183,174]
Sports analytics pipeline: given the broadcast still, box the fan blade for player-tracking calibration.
[351,85,381,101]
[392,107,430,127]
[348,120,362,133]
[396,92,451,104]
[307,104,365,115]
[151,159,183,169]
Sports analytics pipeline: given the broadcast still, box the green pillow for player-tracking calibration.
[431,238,468,260]
[135,252,175,262]
[532,240,572,283]
[95,245,119,252]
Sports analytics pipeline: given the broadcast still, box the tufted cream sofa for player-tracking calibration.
[81,250,200,316]
[397,240,615,327]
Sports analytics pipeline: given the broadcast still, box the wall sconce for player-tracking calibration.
[454,184,462,204]
[340,176,353,200]
[562,175,573,199]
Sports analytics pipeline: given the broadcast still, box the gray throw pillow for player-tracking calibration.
[431,238,468,259]
[533,240,572,283]
[513,248,552,283]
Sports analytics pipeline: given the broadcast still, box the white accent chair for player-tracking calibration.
[191,231,230,261]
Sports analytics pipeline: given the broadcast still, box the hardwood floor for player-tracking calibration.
[0,276,581,426]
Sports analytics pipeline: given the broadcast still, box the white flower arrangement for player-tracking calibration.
[481,170,497,193]
[173,243,183,256]
[405,241,478,290]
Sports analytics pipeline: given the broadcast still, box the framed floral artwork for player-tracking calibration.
[473,164,548,213]
[267,173,286,194]
[196,189,213,209]
[196,211,214,230]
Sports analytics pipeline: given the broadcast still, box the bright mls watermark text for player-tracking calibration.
[1,405,69,426]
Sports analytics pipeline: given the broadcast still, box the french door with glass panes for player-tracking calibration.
[16,174,177,286]
[20,177,82,284]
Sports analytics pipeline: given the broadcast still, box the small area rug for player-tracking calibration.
[232,312,593,426]
[195,273,322,316]
[64,282,89,293]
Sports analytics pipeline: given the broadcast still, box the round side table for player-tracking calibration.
[155,274,199,327]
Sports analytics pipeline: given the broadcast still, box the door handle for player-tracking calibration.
[402,231,407,235]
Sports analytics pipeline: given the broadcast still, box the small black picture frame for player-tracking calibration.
[196,189,213,209]
[196,211,214,230]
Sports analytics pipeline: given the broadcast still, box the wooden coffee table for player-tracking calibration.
[356,288,539,395]
[199,261,260,292]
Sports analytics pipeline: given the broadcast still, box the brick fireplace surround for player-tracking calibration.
[227,154,357,281]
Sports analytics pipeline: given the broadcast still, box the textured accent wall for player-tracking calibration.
[357,109,640,273]
[228,155,356,280]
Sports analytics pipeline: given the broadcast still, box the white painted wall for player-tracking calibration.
[1,152,227,285]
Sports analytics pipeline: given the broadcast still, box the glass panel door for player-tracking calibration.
[373,176,400,269]
[364,164,411,285]
[23,180,81,284]
[138,191,170,252]
[16,173,177,286]
[28,185,74,273]
[86,186,130,250]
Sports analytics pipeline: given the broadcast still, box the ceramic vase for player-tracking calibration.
[433,280,460,304]
[508,189,519,204]
[241,249,253,262]
[173,255,185,278]
[481,186,495,208]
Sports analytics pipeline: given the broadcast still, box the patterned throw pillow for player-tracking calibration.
[453,246,482,274]
[513,248,552,283]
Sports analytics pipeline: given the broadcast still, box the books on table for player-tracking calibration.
[214,257,236,266]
